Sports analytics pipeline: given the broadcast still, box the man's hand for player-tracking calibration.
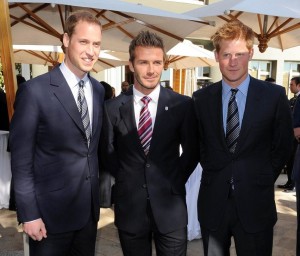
[294,127,300,142]
[23,218,47,241]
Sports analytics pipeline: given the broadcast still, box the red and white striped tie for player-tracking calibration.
[138,96,152,155]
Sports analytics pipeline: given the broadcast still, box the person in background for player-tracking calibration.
[100,81,114,100]
[265,77,276,84]
[102,31,198,256]
[9,11,104,256]
[8,74,27,211]
[193,20,293,256]
[120,80,130,94]
[111,86,116,98]
[0,88,9,131]
[16,74,26,88]
[278,77,300,192]
[290,77,300,256]
[165,84,173,90]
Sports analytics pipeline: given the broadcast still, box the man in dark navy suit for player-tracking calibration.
[193,20,293,256]
[10,11,104,256]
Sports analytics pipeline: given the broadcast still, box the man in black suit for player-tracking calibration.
[102,31,198,256]
[278,77,300,191]
[290,77,300,256]
[193,20,294,255]
[10,11,104,256]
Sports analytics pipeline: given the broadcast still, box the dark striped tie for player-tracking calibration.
[226,89,240,153]
[77,80,91,147]
[138,96,152,155]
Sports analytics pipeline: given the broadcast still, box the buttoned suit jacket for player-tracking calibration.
[192,76,294,233]
[102,86,199,234]
[10,66,105,233]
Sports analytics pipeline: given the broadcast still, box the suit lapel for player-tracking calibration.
[119,91,145,155]
[209,82,228,149]
[50,66,84,133]
[235,78,262,153]
[149,86,170,154]
[90,78,100,138]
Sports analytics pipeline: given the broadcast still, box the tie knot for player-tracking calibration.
[230,88,238,96]
[79,80,84,88]
[141,96,151,105]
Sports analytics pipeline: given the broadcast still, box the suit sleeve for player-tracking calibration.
[101,102,120,178]
[179,98,200,182]
[9,83,41,222]
[272,88,294,180]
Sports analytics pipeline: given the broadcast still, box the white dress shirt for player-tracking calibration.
[133,85,160,129]
[59,62,93,130]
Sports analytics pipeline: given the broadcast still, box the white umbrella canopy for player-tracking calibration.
[12,45,61,66]
[8,0,210,53]
[102,40,217,70]
[185,0,300,52]
[10,45,128,72]
[165,39,217,69]
[122,0,204,14]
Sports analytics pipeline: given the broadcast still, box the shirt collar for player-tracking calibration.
[133,84,160,104]
[59,62,89,88]
[222,75,250,97]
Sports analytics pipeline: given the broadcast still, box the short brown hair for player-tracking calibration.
[211,20,254,53]
[129,31,166,63]
[61,10,101,52]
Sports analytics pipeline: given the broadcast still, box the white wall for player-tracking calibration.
[31,65,48,78]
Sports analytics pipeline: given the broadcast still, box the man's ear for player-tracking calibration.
[249,48,254,60]
[129,61,135,72]
[214,51,219,62]
[63,33,70,49]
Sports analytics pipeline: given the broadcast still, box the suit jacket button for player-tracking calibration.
[146,163,150,168]
[142,184,147,189]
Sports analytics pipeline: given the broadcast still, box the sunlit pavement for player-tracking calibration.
[0,174,297,256]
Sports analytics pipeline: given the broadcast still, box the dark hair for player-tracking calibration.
[61,11,101,52]
[211,20,255,53]
[265,77,276,83]
[129,31,166,63]
[291,76,300,85]
[100,81,113,100]
[16,74,26,87]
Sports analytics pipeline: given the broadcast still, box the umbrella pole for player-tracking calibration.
[0,0,17,121]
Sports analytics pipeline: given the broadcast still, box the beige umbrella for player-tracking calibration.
[8,1,210,52]
[185,0,300,52]
[165,39,217,70]
[122,0,204,14]
[104,40,217,70]
[9,45,128,72]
